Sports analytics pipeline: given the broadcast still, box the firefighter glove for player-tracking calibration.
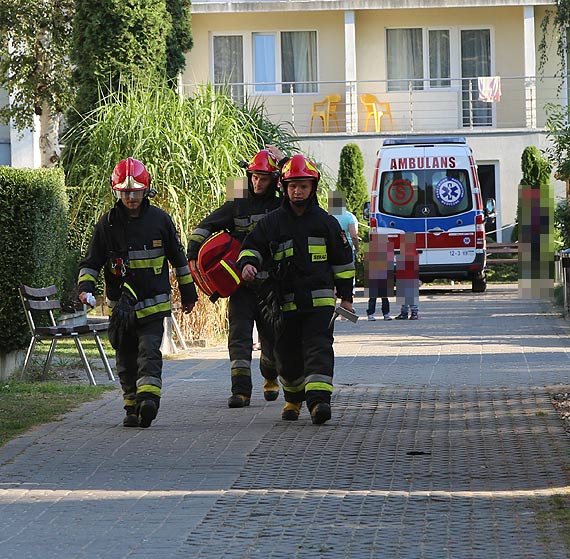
[108,288,137,349]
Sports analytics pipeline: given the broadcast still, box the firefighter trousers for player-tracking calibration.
[115,318,164,410]
[228,285,277,397]
[274,307,335,411]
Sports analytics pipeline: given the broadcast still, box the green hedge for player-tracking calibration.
[0,167,68,353]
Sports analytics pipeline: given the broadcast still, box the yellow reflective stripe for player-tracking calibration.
[137,385,161,396]
[282,383,306,393]
[335,270,355,279]
[239,249,257,259]
[124,399,137,406]
[305,382,333,393]
[274,247,294,261]
[283,302,297,312]
[123,283,137,299]
[313,297,335,307]
[78,273,97,283]
[308,245,327,254]
[129,256,165,269]
[135,301,171,318]
[220,260,241,285]
[178,274,194,285]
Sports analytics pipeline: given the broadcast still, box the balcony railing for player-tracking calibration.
[182,75,567,136]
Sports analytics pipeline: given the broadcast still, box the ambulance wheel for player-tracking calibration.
[472,276,487,293]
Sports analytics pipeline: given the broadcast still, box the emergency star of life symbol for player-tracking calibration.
[435,177,464,207]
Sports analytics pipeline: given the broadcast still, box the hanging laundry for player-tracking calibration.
[478,76,502,102]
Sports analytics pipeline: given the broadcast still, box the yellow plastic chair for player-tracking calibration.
[360,93,394,132]
[309,94,342,133]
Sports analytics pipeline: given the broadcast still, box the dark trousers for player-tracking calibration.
[366,297,390,316]
[228,285,277,397]
[274,307,334,411]
[115,318,164,409]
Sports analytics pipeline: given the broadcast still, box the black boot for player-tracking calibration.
[138,400,158,428]
[228,394,251,408]
[310,402,332,425]
[123,406,139,427]
[263,379,279,401]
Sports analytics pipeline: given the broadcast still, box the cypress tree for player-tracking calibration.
[70,0,171,120]
[336,143,369,217]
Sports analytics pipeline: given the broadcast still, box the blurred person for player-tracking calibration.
[187,149,282,408]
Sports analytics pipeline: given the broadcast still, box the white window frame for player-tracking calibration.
[210,30,319,96]
[386,26,494,92]
[252,31,282,94]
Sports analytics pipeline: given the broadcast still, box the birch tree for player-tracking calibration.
[0,0,75,167]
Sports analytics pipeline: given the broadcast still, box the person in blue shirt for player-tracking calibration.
[328,191,359,259]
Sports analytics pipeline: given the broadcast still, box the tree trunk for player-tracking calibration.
[38,101,61,168]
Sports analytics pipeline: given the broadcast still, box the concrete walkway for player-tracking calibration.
[1,284,570,558]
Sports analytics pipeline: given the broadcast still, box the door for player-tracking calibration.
[461,29,492,127]
[377,167,428,265]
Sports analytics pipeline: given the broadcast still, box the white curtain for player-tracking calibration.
[429,30,450,88]
[387,28,423,91]
[281,31,317,93]
[213,35,244,101]
[461,29,491,126]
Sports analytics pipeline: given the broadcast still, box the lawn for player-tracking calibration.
[0,335,118,448]
[0,380,115,447]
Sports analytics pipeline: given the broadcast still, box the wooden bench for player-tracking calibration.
[486,242,518,265]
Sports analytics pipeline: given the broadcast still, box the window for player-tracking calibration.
[387,28,423,92]
[429,30,451,88]
[213,35,244,100]
[213,30,318,95]
[461,29,492,126]
[253,33,276,92]
[281,31,318,93]
[386,26,493,127]
[387,28,451,91]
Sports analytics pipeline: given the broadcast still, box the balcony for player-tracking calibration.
[182,75,566,136]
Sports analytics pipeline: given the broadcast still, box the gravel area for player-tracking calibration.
[552,391,570,433]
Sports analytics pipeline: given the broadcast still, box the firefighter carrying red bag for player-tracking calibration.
[187,149,283,408]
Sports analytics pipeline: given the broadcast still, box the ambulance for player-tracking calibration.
[366,137,495,292]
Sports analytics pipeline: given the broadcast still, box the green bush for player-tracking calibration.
[555,200,570,249]
[0,167,67,353]
[336,143,369,217]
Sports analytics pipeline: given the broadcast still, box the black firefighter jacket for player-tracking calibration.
[237,199,355,313]
[187,190,281,262]
[78,199,197,324]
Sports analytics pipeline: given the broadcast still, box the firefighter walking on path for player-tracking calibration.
[238,154,355,424]
[187,150,282,408]
[78,158,197,428]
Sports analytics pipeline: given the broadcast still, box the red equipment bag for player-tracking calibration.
[192,231,242,302]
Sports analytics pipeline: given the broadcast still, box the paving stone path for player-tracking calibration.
[1,284,570,558]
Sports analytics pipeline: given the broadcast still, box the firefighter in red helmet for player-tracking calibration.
[78,157,197,428]
[187,148,284,408]
[238,154,355,424]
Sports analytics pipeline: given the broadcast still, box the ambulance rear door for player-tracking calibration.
[374,160,428,264]
[421,145,478,267]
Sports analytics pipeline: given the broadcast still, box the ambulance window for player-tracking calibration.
[427,170,471,216]
[379,171,419,217]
